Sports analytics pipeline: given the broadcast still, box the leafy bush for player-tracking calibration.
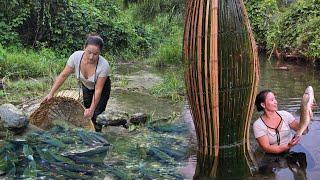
[150,70,185,102]
[144,14,183,67]
[268,0,320,58]
[126,0,185,22]
[276,0,297,9]
[0,0,29,46]
[0,0,151,57]
[244,0,279,48]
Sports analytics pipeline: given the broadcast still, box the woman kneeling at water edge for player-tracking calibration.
[43,34,111,132]
[253,90,303,154]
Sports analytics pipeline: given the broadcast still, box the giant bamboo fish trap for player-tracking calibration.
[29,96,95,131]
[183,0,259,157]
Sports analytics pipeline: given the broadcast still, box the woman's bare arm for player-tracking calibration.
[256,135,297,154]
[43,65,74,102]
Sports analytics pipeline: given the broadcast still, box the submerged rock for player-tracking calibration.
[129,113,148,125]
[96,109,129,128]
[0,104,28,133]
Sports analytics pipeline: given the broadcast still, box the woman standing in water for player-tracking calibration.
[253,90,301,154]
[43,34,111,132]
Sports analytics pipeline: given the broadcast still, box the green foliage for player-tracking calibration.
[143,15,183,66]
[0,76,78,104]
[150,70,185,102]
[245,0,320,59]
[0,0,186,64]
[0,0,29,46]
[127,0,185,22]
[0,46,65,78]
[132,24,157,57]
[0,90,4,98]
[122,0,185,63]
[244,0,279,47]
[0,0,143,57]
[276,0,297,9]
[268,0,320,58]
[1,78,50,103]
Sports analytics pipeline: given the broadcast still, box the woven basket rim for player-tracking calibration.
[29,96,95,131]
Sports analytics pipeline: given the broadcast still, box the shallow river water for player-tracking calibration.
[1,55,320,179]
[180,55,320,179]
[108,55,320,179]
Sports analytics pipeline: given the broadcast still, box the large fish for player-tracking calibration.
[296,86,316,136]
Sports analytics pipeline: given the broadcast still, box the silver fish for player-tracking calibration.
[296,86,315,136]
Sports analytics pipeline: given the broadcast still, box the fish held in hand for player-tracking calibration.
[296,86,316,136]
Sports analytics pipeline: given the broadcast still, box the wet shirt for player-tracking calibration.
[253,111,295,145]
[67,50,110,90]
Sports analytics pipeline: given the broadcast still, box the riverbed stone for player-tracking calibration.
[129,113,148,125]
[0,104,28,133]
[96,109,129,128]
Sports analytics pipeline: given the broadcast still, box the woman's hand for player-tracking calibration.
[84,108,94,119]
[42,93,53,103]
[288,135,300,148]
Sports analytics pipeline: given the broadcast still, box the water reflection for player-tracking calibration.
[258,152,307,180]
[193,146,251,179]
[182,55,320,179]
[98,56,320,179]
[251,55,320,179]
[254,120,320,180]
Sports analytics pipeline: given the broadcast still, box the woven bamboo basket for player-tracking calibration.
[29,96,95,131]
[56,90,82,101]
[183,0,259,159]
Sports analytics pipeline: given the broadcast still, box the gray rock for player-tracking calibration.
[0,104,28,133]
[129,113,148,125]
[96,109,129,128]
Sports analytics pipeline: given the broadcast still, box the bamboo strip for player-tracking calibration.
[238,0,260,169]
[197,0,208,154]
[211,0,219,156]
[204,0,213,156]
[191,0,205,152]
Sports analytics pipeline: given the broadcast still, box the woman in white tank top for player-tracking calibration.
[43,34,111,132]
[253,90,301,154]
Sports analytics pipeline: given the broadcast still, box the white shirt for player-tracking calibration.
[67,50,110,90]
[253,111,295,145]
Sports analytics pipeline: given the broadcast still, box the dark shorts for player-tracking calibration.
[82,77,111,130]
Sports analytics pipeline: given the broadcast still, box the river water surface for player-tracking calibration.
[114,55,320,179]
[179,55,320,179]
[2,55,319,179]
